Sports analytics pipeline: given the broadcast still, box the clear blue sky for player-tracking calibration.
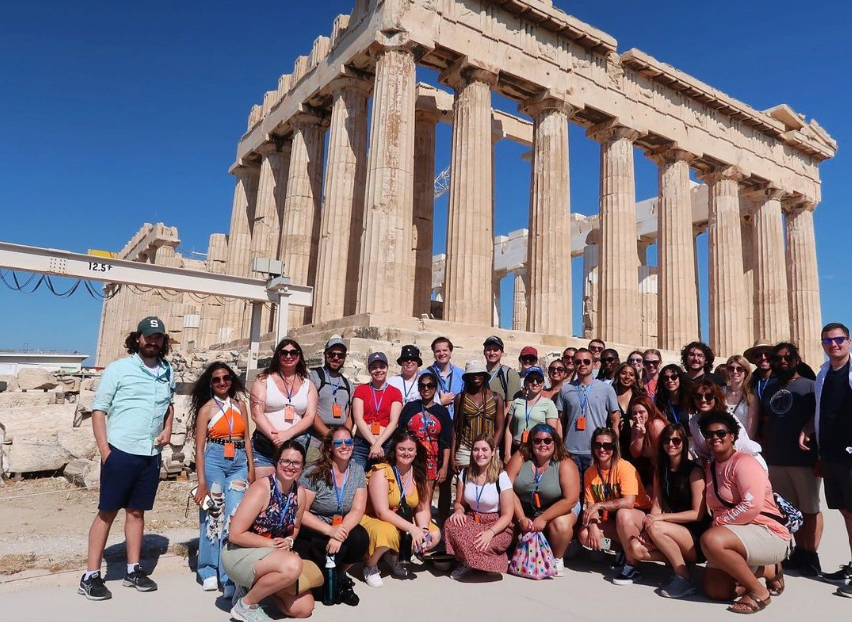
[1,1,849,362]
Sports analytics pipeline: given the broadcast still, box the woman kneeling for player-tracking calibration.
[445,434,515,580]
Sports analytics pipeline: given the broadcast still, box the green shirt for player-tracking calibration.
[508,396,558,441]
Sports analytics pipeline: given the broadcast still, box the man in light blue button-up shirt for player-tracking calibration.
[80,316,175,601]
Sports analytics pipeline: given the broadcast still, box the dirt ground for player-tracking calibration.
[0,477,198,577]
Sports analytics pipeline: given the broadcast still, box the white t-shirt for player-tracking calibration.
[461,471,512,514]
[388,375,421,405]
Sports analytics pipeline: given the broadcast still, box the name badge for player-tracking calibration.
[371,421,381,435]
[332,515,343,526]
[522,430,529,443]
[223,442,235,459]
[284,405,296,422]
[576,417,587,431]
[331,403,343,419]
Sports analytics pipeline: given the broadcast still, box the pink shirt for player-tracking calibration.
[705,452,791,541]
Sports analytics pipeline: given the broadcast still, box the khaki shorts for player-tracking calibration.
[221,543,276,588]
[455,447,471,468]
[725,524,791,567]
[768,465,821,514]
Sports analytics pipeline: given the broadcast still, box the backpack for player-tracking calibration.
[710,461,803,534]
[459,468,502,495]
[312,367,352,400]
[491,365,510,400]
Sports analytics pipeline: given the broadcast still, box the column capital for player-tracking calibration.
[328,75,374,98]
[586,118,641,144]
[695,165,745,186]
[439,57,499,91]
[366,32,417,57]
[288,109,329,131]
[520,89,575,119]
[743,185,785,203]
[415,108,442,124]
[232,162,260,181]
[645,144,698,166]
[782,197,817,214]
[256,138,292,158]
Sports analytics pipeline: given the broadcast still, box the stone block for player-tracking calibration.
[63,458,100,488]
[7,438,72,473]
[16,368,60,391]
[0,375,17,392]
[57,428,98,460]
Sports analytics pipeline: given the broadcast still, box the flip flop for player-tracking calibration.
[727,591,771,614]
[766,564,785,596]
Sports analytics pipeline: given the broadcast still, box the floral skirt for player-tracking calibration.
[444,511,513,573]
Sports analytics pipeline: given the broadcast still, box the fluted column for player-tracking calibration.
[785,201,822,366]
[219,165,260,343]
[441,64,498,325]
[700,167,748,357]
[413,109,439,317]
[279,112,326,329]
[252,142,291,332]
[523,92,572,337]
[740,210,756,346]
[313,79,370,323]
[356,44,416,316]
[587,121,641,344]
[200,233,228,348]
[649,146,698,349]
[751,187,790,343]
[512,271,528,331]
[582,230,600,339]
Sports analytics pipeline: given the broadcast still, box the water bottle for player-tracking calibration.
[323,554,336,606]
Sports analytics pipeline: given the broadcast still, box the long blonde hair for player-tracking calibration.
[726,355,754,403]
[466,433,503,484]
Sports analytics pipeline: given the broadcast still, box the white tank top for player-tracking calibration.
[265,375,310,432]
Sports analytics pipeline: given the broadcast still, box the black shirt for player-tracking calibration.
[686,371,726,388]
[819,361,852,463]
[761,376,816,467]
[398,400,453,451]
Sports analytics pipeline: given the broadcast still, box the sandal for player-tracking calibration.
[766,564,785,596]
[727,592,771,614]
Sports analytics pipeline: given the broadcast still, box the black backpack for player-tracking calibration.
[312,367,352,401]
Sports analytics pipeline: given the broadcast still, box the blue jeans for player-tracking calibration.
[573,453,593,507]
[197,442,249,587]
[352,436,391,470]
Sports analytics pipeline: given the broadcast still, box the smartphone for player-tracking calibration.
[600,537,612,551]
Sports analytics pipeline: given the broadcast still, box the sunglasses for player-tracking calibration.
[693,392,715,402]
[705,429,730,440]
[754,352,771,360]
[602,356,617,363]
[279,349,300,358]
[592,441,615,451]
[326,351,346,360]
[278,459,304,468]
[418,382,436,390]
[532,437,554,445]
[822,336,847,346]
[548,367,567,373]
[211,376,232,385]
[662,374,679,382]
[589,346,603,352]
[727,365,745,373]
[574,359,592,366]
[643,359,660,366]
[629,358,643,364]
[520,356,537,363]
[773,354,794,362]
[526,377,544,385]
[332,438,354,448]
[663,437,683,447]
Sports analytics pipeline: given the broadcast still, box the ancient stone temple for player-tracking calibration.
[97,0,836,369]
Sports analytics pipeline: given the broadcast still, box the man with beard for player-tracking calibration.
[745,341,775,402]
[680,341,725,386]
[80,317,175,600]
[761,342,822,576]
[308,338,354,458]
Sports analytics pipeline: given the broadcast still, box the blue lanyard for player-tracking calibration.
[474,479,486,513]
[756,378,769,400]
[401,377,416,400]
[324,368,342,403]
[533,463,545,492]
[213,397,234,437]
[332,467,349,514]
[433,364,452,393]
[420,405,433,438]
[575,380,594,416]
[271,477,294,529]
[525,394,541,430]
[669,404,683,425]
[280,373,295,403]
[595,466,613,500]
[370,384,387,420]
[393,466,408,500]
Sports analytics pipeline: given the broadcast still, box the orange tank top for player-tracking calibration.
[207,398,247,439]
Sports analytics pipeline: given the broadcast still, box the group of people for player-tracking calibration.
[78,315,852,620]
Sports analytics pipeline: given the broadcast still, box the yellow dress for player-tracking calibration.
[360,463,436,557]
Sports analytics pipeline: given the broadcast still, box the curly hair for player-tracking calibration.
[464,434,503,485]
[306,427,353,487]
[697,410,740,441]
[688,378,726,412]
[187,362,247,436]
[124,331,171,358]
[386,429,429,501]
[680,341,714,373]
[262,338,308,379]
[518,423,571,463]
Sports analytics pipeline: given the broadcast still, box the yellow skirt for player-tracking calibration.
[360,515,440,558]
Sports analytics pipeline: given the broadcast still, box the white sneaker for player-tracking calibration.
[553,558,565,577]
[201,576,218,591]
[363,565,384,588]
[450,564,473,581]
[386,552,409,578]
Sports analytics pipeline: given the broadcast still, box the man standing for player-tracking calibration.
[588,339,605,376]
[429,337,464,420]
[483,335,521,406]
[556,347,619,483]
[745,341,775,402]
[308,338,354,458]
[80,317,175,600]
[388,344,422,405]
[761,343,822,576]
[801,323,852,596]
[680,341,724,386]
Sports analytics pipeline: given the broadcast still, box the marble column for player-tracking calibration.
[251,142,291,332]
[512,271,528,331]
[356,44,416,316]
[649,146,698,350]
[740,211,756,346]
[441,64,498,325]
[313,78,370,323]
[413,109,439,317]
[492,276,502,328]
[751,187,790,343]
[582,230,600,339]
[785,201,822,366]
[700,167,748,357]
[523,92,572,337]
[279,112,326,329]
[219,165,259,343]
[637,239,658,347]
[587,121,641,345]
[200,233,228,348]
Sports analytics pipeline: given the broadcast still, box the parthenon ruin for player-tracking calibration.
[97,0,837,368]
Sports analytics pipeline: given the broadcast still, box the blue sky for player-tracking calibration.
[1,1,849,362]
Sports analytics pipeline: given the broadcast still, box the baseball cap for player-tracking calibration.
[524,366,545,380]
[483,335,505,350]
[520,346,538,358]
[138,316,166,337]
[367,352,389,367]
[324,337,347,352]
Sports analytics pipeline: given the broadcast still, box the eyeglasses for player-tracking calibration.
[602,356,617,363]
[326,351,346,360]
[629,358,643,365]
[589,346,603,352]
[705,429,730,440]
[520,356,537,364]
[211,376,232,385]
[279,349,300,358]
[574,359,592,366]
[532,437,554,445]
[332,438,354,448]
[727,365,745,373]
[592,441,615,451]
[418,382,436,390]
[688,351,706,359]
[643,359,660,366]
[277,459,304,468]
[548,367,567,374]
[526,377,544,386]
[662,374,679,382]
[773,354,794,363]
[823,336,848,346]
[693,392,715,402]
[662,437,683,447]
